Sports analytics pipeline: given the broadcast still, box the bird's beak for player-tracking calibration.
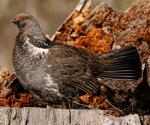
[11,18,18,24]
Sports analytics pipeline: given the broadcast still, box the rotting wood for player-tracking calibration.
[51,0,91,41]
[146,57,150,87]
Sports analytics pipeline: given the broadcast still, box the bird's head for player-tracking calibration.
[11,13,38,30]
[11,13,51,50]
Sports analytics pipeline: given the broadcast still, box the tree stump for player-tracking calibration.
[0,107,149,125]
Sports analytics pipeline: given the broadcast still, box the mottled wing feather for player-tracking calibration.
[42,44,99,94]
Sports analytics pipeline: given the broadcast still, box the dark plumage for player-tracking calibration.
[11,13,142,104]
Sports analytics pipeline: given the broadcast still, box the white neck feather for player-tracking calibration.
[23,37,49,57]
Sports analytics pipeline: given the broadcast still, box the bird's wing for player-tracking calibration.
[42,44,99,94]
[24,69,64,103]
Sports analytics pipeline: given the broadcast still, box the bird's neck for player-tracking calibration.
[22,37,50,57]
[21,25,52,48]
[15,27,53,58]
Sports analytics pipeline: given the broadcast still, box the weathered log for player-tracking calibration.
[0,107,148,125]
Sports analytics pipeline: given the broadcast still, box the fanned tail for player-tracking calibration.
[100,46,142,80]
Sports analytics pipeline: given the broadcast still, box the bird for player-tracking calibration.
[11,13,142,104]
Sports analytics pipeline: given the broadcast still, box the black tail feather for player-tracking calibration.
[100,46,142,80]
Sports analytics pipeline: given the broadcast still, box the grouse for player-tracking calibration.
[11,13,142,104]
